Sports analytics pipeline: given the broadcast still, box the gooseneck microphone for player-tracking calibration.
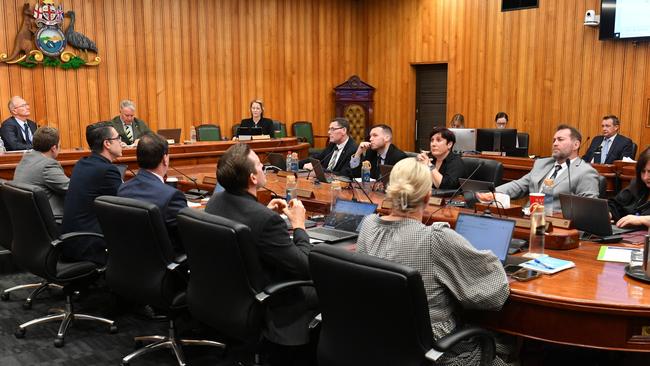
[168,165,205,198]
[426,161,485,223]
[347,171,374,204]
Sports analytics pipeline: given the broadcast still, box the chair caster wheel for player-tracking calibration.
[15,328,25,338]
[0,292,9,301]
[109,325,118,334]
[22,300,32,310]
[54,337,64,347]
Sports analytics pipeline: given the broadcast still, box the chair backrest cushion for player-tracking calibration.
[177,208,267,342]
[462,157,503,186]
[95,195,180,309]
[1,182,59,279]
[196,124,221,141]
[273,120,287,138]
[292,121,314,147]
[309,245,434,366]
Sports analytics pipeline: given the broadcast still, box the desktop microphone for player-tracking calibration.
[347,171,374,204]
[168,165,205,198]
[427,161,485,222]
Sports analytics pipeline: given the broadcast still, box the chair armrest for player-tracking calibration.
[255,280,314,302]
[53,232,105,246]
[427,326,495,364]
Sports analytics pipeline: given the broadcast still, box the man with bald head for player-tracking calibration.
[1,96,37,151]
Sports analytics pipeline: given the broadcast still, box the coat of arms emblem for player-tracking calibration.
[0,0,100,68]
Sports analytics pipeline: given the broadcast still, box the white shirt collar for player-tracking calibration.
[149,170,165,183]
[335,137,349,151]
[603,134,617,143]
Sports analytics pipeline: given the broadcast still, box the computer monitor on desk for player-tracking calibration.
[236,126,263,140]
[450,128,477,154]
[476,128,517,156]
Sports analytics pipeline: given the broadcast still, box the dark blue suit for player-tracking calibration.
[0,117,37,151]
[62,153,122,264]
[582,134,635,164]
[118,169,187,252]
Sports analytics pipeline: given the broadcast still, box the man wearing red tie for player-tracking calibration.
[1,96,37,151]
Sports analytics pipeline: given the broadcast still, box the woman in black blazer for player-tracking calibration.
[239,99,274,137]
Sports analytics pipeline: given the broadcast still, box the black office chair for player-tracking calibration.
[0,180,62,308]
[597,174,608,198]
[2,182,116,347]
[272,120,287,138]
[95,196,223,366]
[462,157,503,186]
[309,244,496,366]
[631,142,638,160]
[513,132,529,157]
[232,123,241,138]
[177,208,313,364]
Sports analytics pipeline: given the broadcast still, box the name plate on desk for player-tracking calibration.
[251,135,271,140]
[202,176,217,185]
[514,216,571,229]
[277,171,295,178]
[295,188,315,199]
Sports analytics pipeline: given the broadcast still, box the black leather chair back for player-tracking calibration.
[94,196,180,309]
[0,179,13,251]
[631,142,638,160]
[517,132,529,148]
[597,174,607,198]
[177,208,267,343]
[462,157,503,186]
[1,182,59,280]
[309,245,434,366]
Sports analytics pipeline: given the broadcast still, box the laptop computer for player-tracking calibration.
[306,198,378,243]
[236,126,263,136]
[559,194,642,237]
[308,158,350,183]
[157,128,182,143]
[454,213,526,265]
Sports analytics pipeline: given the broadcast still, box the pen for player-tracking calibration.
[533,258,554,270]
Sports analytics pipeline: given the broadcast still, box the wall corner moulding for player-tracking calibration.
[0,0,101,69]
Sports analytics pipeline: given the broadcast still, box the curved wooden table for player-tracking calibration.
[172,168,650,352]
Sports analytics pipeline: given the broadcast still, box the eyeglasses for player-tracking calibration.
[13,103,29,109]
[328,127,344,132]
[105,136,121,142]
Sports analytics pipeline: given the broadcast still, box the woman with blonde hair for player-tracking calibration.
[356,157,515,366]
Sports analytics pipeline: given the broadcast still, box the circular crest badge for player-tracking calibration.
[35,26,66,57]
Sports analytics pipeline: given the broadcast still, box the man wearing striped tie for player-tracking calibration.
[108,99,152,146]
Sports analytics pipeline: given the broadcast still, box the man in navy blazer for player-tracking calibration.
[300,117,357,177]
[62,122,123,264]
[350,124,407,178]
[1,96,37,151]
[118,133,187,252]
[582,115,635,164]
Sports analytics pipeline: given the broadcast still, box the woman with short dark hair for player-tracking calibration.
[416,127,464,189]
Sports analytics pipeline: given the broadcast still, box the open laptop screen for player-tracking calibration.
[323,198,377,233]
[454,213,515,262]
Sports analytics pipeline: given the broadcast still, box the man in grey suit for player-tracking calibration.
[478,125,599,212]
[13,127,69,217]
[108,99,152,145]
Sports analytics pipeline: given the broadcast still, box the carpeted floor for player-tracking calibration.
[0,271,230,366]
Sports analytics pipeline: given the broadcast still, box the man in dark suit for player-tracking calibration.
[582,115,635,164]
[108,99,152,145]
[205,143,316,360]
[1,96,37,151]
[118,133,187,253]
[61,122,123,264]
[350,124,407,179]
[301,117,357,177]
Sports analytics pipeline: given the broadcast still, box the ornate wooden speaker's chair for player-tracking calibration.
[334,75,375,144]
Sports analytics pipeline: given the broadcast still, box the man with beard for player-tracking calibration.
[477,125,599,212]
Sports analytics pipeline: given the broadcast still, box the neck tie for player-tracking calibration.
[327,147,340,171]
[125,124,133,144]
[550,164,562,180]
[600,138,610,164]
[23,124,31,144]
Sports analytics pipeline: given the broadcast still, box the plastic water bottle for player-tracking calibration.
[286,151,293,172]
[291,152,299,172]
[189,125,197,143]
[361,160,371,189]
[525,205,545,258]
[542,178,554,216]
[285,175,297,201]
[331,180,342,212]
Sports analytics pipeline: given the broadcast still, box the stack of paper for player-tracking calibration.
[521,255,575,274]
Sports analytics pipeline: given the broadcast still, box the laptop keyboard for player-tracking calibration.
[309,227,352,239]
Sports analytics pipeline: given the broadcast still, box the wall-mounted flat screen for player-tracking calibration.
[502,0,538,12]
[600,0,650,41]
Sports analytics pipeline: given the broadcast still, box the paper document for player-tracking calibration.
[597,246,639,263]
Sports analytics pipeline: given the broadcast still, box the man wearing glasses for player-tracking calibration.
[61,122,123,265]
[1,96,37,151]
[301,117,357,177]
